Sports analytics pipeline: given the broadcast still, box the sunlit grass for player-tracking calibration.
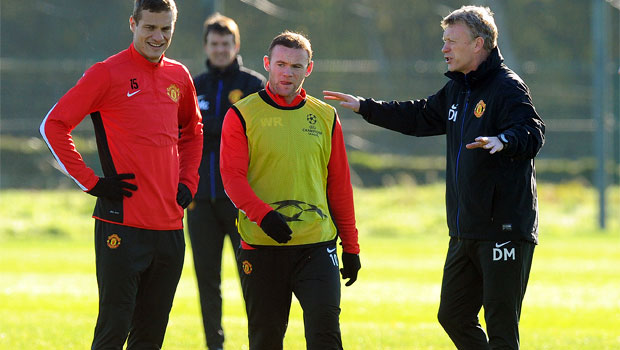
[1,183,619,349]
[0,190,95,239]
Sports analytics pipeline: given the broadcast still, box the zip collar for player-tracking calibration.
[263,82,306,108]
[445,47,503,88]
[205,55,242,77]
[129,43,165,69]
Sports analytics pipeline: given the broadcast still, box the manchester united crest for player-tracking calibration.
[107,234,121,249]
[242,260,253,275]
[474,100,486,118]
[167,84,180,103]
[228,89,244,104]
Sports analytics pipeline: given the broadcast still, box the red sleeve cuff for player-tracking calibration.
[327,114,360,254]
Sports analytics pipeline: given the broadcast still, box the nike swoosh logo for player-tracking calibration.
[326,247,336,254]
[495,241,511,248]
[127,90,141,97]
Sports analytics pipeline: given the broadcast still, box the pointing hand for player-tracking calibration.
[323,90,361,112]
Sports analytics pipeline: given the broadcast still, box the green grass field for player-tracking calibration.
[1,182,619,349]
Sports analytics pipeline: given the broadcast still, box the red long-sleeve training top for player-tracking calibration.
[40,44,203,230]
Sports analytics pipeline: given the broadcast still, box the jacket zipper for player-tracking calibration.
[210,79,224,201]
[455,88,470,239]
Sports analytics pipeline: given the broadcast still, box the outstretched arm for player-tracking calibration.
[324,89,447,137]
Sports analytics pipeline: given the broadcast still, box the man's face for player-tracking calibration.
[205,32,238,69]
[263,45,313,103]
[442,22,478,74]
[130,10,175,63]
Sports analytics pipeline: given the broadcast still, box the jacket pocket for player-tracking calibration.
[459,179,495,233]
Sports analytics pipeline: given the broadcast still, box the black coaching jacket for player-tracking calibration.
[357,48,545,243]
[193,56,266,200]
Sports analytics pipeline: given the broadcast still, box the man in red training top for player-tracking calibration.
[220,31,361,350]
[39,1,203,349]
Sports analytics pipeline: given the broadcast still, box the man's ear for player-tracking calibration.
[129,16,136,33]
[474,36,485,53]
[305,60,314,77]
[263,55,270,72]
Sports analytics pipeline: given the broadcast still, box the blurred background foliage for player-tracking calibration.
[1,0,619,188]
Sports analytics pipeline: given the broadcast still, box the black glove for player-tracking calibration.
[340,252,361,286]
[176,183,192,209]
[259,210,292,244]
[87,173,137,201]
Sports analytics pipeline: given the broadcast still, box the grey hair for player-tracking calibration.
[441,6,497,52]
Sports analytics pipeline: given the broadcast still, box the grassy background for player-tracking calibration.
[1,182,619,349]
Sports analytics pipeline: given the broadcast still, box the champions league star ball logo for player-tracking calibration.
[271,200,328,222]
[302,114,322,137]
[306,114,317,125]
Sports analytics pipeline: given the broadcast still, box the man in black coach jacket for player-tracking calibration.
[188,12,265,350]
[324,5,544,350]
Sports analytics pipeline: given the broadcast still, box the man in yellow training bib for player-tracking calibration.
[220,31,361,350]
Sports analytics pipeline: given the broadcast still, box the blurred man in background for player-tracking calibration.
[188,12,265,350]
[220,31,361,350]
[39,0,203,348]
[324,5,544,350]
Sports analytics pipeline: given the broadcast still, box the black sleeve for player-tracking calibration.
[496,79,545,160]
[357,86,447,137]
[254,74,267,91]
[246,70,267,94]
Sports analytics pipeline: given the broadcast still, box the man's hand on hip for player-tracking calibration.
[87,173,137,201]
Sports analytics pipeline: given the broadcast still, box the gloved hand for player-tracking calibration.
[176,183,192,209]
[259,210,292,244]
[87,173,137,201]
[340,252,361,286]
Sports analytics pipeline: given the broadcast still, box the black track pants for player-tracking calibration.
[437,238,535,350]
[237,243,343,350]
[91,220,185,350]
[187,198,241,349]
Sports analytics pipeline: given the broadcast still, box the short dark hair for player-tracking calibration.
[203,13,240,47]
[132,0,178,24]
[268,31,313,64]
